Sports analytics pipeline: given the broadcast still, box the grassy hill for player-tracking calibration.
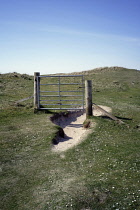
[0,67,140,209]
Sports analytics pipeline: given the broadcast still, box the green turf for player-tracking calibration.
[0,67,140,209]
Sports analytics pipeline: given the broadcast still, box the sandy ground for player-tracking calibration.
[52,105,112,152]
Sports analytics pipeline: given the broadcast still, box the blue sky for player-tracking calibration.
[0,0,140,75]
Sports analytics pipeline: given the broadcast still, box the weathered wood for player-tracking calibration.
[34,72,40,109]
[93,103,124,124]
[15,95,33,104]
[85,80,93,118]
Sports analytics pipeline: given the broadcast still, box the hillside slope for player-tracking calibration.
[0,67,140,209]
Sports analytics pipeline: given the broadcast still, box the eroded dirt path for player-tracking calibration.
[52,106,112,152]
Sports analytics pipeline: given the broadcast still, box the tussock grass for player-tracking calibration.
[0,67,140,209]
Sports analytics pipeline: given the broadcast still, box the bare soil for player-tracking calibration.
[52,105,112,152]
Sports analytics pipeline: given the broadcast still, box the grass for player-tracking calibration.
[0,67,140,209]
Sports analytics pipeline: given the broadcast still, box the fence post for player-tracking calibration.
[34,72,40,110]
[85,80,93,118]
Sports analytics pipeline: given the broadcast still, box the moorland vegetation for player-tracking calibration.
[0,67,140,209]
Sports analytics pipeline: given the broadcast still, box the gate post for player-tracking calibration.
[85,80,93,118]
[34,72,40,110]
